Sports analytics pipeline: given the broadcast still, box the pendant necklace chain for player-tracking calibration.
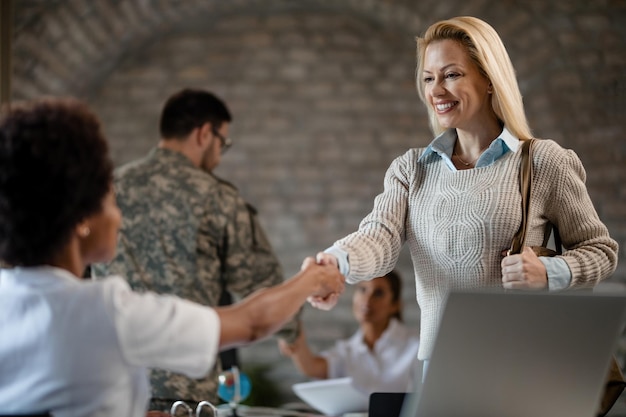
[453,145,489,167]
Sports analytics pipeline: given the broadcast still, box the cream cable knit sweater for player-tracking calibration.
[335,138,618,360]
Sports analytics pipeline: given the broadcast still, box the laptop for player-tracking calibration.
[400,289,626,417]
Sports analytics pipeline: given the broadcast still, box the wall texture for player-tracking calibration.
[9,0,626,404]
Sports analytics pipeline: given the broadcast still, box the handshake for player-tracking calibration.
[301,252,344,311]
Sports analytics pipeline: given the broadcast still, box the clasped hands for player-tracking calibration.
[303,252,344,310]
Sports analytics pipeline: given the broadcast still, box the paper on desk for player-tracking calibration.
[292,377,369,416]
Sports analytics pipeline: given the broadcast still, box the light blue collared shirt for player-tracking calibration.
[327,127,571,290]
[417,126,519,170]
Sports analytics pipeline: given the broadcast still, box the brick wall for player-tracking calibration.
[10,0,626,403]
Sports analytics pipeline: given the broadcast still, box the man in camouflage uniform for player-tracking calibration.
[93,88,298,412]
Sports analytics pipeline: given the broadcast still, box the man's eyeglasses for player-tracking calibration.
[212,130,232,154]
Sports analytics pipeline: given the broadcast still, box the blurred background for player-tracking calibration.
[2,0,626,408]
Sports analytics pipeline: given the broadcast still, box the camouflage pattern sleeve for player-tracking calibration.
[215,177,301,342]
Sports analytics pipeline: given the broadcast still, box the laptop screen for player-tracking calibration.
[400,289,626,417]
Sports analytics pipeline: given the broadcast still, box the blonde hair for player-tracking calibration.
[416,16,532,139]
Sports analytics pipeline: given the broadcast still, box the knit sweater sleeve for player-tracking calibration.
[333,150,416,283]
[535,140,618,287]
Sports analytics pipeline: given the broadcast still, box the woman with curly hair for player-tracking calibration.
[0,98,344,416]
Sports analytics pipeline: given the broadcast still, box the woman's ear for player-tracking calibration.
[76,222,91,239]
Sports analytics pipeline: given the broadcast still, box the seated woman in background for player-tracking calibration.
[0,98,344,417]
[279,270,420,394]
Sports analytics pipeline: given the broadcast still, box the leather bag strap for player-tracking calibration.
[509,139,534,255]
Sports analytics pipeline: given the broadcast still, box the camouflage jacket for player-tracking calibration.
[92,147,297,404]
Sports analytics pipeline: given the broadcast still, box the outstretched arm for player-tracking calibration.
[278,327,329,379]
[216,257,344,350]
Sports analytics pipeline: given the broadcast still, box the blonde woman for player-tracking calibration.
[311,16,618,376]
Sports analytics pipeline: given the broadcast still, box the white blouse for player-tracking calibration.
[321,318,421,394]
[0,266,219,417]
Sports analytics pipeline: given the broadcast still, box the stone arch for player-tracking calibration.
[19,0,609,147]
[11,0,550,99]
[12,0,569,150]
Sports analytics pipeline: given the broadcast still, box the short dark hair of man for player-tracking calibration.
[0,98,113,266]
[159,88,233,140]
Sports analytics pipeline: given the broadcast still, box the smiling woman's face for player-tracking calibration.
[422,39,493,132]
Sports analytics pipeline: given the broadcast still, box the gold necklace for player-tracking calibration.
[453,146,488,167]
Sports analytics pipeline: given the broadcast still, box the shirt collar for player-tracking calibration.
[152,147,198,169]
[496,126,520,152]
[350,318,402,353]
[418,126,520,169]
[0,266,80,290]
[418,128,456,164]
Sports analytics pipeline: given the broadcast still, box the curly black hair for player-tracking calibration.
[0,98,113,266]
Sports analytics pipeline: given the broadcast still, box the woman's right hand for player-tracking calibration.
[316,252,339,269]
[300,256,345,298]
[301,255,343,311]
[303,253,342,310]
